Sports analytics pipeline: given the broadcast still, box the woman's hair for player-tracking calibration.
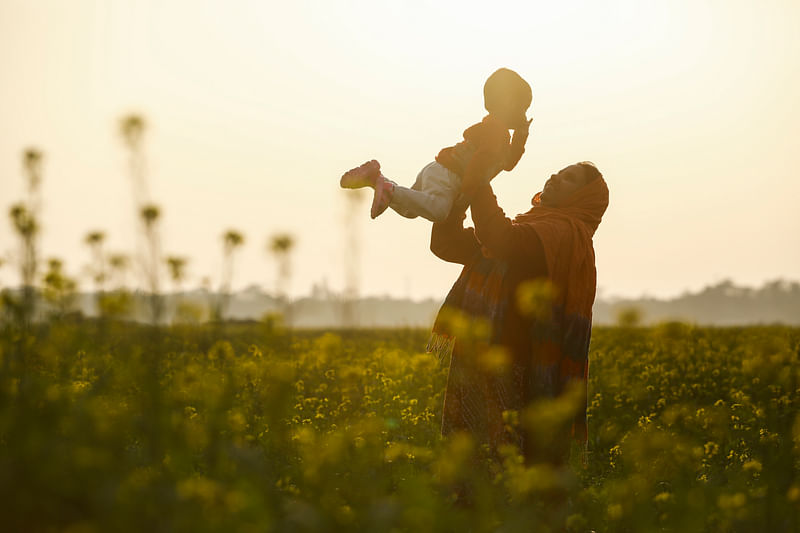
[577,161,603,184]
[484,68,532,113]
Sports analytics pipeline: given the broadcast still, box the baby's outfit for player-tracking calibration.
[387,114,529,222]
[388,161,462,222]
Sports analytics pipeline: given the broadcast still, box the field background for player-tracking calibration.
[2,322,798,532]
[2,3,799,530]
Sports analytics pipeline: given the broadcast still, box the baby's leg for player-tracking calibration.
[388,162,460,222]
[390,186,453,222]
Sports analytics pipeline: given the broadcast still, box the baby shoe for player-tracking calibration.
[340,159,381,189]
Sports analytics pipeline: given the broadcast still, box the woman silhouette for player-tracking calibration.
[429,162,609,463]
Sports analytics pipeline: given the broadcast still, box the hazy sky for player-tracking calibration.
[1,0,798,300]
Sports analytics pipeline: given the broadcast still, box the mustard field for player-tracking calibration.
[1,322,798,532]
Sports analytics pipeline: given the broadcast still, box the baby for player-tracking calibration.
[340,68,532,221]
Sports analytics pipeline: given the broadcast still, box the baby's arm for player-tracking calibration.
[460,135,508,197]
[503,118,532,172]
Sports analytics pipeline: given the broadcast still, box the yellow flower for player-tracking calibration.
[742,459,762,473]
[607,503,623,520]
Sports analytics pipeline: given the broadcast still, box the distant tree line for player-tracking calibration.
[596,279,800,326]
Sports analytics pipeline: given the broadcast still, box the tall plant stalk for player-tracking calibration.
[84,230,107,317]
[166,256,188,323]
[269,233,295,326]
[119,114,163,324]
[8,148,44,327]
[141,205,163,323]
[216,230,244,321]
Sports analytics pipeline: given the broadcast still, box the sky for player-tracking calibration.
[1,0,799,300]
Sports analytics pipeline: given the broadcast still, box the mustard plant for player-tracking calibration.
[41,257,77,319]
[216,230,244,321]
[268,233,295,325]
[84,230,107,316]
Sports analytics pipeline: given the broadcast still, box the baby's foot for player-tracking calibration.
[370,174,395,219]
[340,159,381,189]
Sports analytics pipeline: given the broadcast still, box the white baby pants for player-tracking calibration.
[388,161,462,223]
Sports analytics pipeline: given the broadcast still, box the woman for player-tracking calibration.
[429,162,609,463]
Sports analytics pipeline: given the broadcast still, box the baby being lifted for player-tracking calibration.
[340,68,532,221]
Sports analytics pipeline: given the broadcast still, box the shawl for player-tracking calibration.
[516,175,609,322]
[517,176,609,444]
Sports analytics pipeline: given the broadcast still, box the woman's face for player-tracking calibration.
[540,164,591,207]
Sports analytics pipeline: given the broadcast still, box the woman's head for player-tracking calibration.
[484,68,532,129]
[539,162,602,208]
[526,161,608,235]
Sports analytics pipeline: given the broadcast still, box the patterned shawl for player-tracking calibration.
[515,175,609,443]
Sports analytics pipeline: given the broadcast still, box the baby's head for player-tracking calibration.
[483,68,532,129]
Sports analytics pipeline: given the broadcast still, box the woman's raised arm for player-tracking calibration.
[430,200,480,265]
[469,183,546,267]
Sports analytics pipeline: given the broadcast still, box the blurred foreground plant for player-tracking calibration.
[41,258,77,319]
[215,229,244,321]
[119,114,165,324]
[268,233,295,326]
[6,148,45,327]
[1,324,798,532]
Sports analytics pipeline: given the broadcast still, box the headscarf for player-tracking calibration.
[514,173,609,321]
